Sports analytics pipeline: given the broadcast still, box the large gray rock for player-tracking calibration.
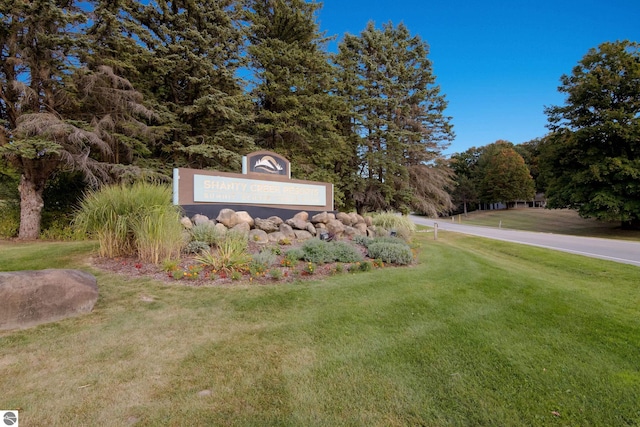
[336,212,354,226]
[286,217,308,230]
[192,214,211,226]
[293,211,309,222]
[279,223,296,239]
[0,269,98,330]
[253,218,277,233]
[249,229,269,244]
[216,208,239,228]
[311,211,329,224]
[235,211,254,227]
[326,219,346,237]
[294,230,313,240]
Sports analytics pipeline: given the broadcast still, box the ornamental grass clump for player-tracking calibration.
[371,211,416,242]
[74,182,184,263]
[195,231,251,275]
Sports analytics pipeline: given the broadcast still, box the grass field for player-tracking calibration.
[1,234,639,426]
[445,208,640,241]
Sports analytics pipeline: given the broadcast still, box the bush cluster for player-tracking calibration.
[367,240,413,265]
[296,239,365,264]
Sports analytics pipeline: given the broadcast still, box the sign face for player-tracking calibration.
[245,151,290,177]
[194,175,327,206]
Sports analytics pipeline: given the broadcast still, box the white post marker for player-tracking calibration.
[434,223,438,240]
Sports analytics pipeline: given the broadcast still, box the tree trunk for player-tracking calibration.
[463,201,468,217]
[18,175,45,240]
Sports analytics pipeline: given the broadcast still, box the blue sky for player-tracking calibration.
[316,0,640,155]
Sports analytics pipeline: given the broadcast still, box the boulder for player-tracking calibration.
[231,222,250,236]
[311,211,330,224]
[267,216,284,226]
[216,208,239,228]
[0,269,98,330]
[350,213,365,225]
[294,230,313,240]
[286,217,308,230]
[279,223,296,239]
[336,212,353,226]
[354,222,368,235]
[305,222,317,236]
[249,229,269,244]
[268,231,287,243]
[326,219,345,237]
[254,218,280,233]
[192,214,211,226]
[180,216,194,229]
[343,226,358,237]
[235,211,254,227]
[364,216,373,227]
[293,211,309,222]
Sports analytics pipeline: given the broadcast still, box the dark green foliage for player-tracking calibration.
[335,22,454,214]
[543,41,640,228]
[367,240,414,265]
[245,0,349,207]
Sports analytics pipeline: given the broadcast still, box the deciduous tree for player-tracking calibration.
[543,41,640,228]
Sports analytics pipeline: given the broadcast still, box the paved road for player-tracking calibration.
[410,215,640,267]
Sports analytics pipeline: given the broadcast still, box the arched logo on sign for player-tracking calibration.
[243,151,290,178]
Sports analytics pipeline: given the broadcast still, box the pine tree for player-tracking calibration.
[335,22,454,214]
[245,0,350,205]
[132,0,255,173]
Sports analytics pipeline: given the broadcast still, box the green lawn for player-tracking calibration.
[446,208,640,241]
[1,234,639,426]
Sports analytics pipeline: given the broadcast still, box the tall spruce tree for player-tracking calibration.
[131,0,255,173]
[335,22,454,214]
[245,0,350,205]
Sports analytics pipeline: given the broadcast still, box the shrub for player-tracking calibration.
[371,211,415,242]
[300,239,334,264]
[367,241,414,265]
[74,182,184,263]
[189,223,220,245]
[250,250,277,276]
[284,248,304,263]
[330,241,365,263]
[268,268,283,280]
[252,250,277,269]
[353,235,372,247]
[184,241,210,255]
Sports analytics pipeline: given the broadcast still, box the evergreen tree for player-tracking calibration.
[0,0,154,239]
[131,0,255,173]
[335,22,454,214]
[245,0,350,206]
